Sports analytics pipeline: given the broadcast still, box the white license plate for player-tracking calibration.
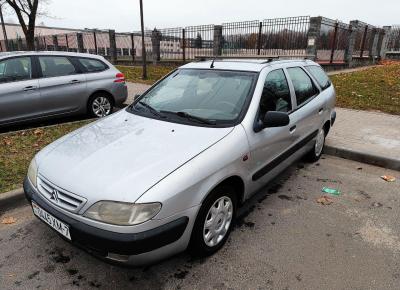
[32,202,71,240]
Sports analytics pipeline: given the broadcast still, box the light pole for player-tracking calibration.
[0,2,9,51]
[139,0,147,79]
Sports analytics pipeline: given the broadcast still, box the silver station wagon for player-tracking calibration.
[0,51,127,126]
[24,59,336,266]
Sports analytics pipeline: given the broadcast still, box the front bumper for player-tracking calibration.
[23,177,189,263]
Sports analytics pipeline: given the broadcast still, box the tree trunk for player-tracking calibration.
[25,31,35,50]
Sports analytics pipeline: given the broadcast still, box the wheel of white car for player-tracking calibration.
[189,185,237,257]
[306,127,325,162]
[88,93,114,118]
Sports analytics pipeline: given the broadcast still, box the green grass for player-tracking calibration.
[116,65,177,85]
[0,120,92,193]
[331,63,400,115]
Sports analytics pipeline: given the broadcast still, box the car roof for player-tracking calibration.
[0,51,106,60]
[180,58,318,72]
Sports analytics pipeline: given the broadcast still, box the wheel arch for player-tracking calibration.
[203,175,246,206]
[87,90,115,108]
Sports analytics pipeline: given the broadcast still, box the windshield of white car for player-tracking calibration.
[129,69,257,126]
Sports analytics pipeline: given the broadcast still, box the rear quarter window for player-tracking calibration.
[78,58,108,73]
[305,65,331,90]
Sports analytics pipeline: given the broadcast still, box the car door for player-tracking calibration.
[247,68,295,185]
[285,66,324,147]
[0,56,42,125]
[36,55,87,116]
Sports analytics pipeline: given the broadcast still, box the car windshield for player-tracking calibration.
[129,69,257,126]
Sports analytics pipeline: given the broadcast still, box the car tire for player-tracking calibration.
[88,93,114,118]
[305,127,325,162]
[189,185,237,257]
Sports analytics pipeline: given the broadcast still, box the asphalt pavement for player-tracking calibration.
[1,155,399,290]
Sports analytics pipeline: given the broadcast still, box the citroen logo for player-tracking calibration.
[50,189,60,203]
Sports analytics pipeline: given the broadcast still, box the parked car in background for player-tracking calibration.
[0,51,127,126]
[24,58,336,266]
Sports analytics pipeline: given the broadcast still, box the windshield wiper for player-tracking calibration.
[160,111,216,125]
[134,101,166,118]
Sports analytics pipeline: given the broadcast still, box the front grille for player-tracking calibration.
[37,176,86,213]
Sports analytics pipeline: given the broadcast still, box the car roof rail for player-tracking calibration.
[194,56,280,63]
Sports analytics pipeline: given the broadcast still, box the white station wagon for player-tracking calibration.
[24,59,336,265]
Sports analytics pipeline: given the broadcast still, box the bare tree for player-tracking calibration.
[4,0,48,50]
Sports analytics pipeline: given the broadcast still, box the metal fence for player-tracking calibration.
[352,21,375,57]
[387,25,400,52]
[317,17,351,63]
[2,15,400,64]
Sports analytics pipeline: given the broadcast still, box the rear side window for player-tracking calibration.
[305,65,331,90]
[0,57,32,83]
[287,67,319,107]
[260,69,292,115]
[39,56,77,78]
[78,58,108,72]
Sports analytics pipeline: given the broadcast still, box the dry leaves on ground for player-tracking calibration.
[1,217,17,224]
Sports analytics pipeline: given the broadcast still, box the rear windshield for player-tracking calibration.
[78,58,108,72]
[305,65,331,90]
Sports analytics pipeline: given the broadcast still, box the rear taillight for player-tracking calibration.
[114,73,125,83]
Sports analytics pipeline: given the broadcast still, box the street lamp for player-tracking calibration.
[0,2,9,51]
[139,0,147,79]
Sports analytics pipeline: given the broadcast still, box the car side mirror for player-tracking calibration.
[134,94,141,101]
[263,111,290,128]
[254,111,290,132]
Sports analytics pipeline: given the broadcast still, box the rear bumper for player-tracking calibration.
[112,83,128,106]
[23,177,189,264]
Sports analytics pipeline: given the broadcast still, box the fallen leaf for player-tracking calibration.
[33,129,44,136]
[317,196,333,205]
[381,175,396,182]
[1,217,17,225]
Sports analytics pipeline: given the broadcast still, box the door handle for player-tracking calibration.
[69,80,80,84]
[23,86,37,91]
[289,125,296,134]
[318,108,324,115]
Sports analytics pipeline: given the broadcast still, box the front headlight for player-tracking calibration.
[27,158,38,188]
[83,201,162,226]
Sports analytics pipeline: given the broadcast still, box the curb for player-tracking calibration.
[0,188,27,213]
[324,145,400,172]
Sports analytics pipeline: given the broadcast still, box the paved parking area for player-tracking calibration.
[1,155,399,289]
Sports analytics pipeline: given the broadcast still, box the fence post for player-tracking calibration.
[17,38,23,51]
[130,33,135,63]
[213,25,223,56]
[151,28,162,64]
[306,17,322,61]
[368,28,379,63]
[77,33,84,53]
[182,28,186,62]
[345,20,358,68]
[329,21,339,64]
[65,34,69,51]
[257,22,263,55]
[34,37,40,51]
[93,30,98,54]
[379,26,391,59]
[52,35,59,51]
[359,25,368,58]
[109,29,117,64]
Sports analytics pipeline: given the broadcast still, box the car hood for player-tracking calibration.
[37,111,233,205]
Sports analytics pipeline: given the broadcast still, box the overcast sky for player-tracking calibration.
[4,0,400,31]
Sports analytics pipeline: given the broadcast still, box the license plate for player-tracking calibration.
[32,202,71,240]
